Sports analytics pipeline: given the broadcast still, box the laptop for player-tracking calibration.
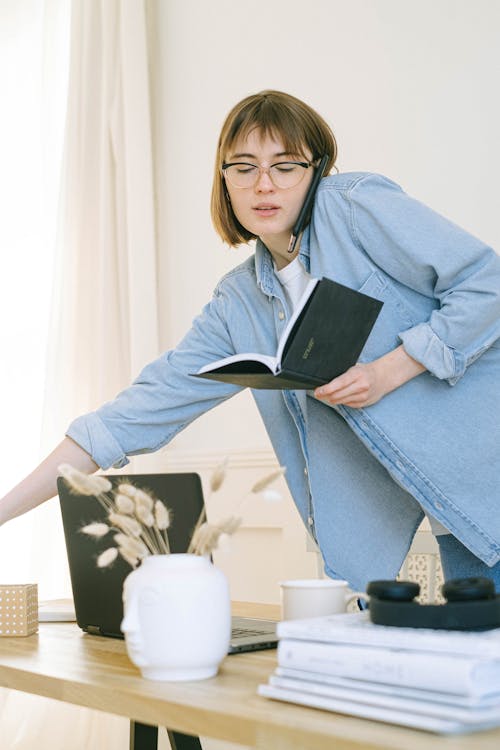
[57,472,277,654]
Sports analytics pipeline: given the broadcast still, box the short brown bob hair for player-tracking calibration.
[211,90,338,247]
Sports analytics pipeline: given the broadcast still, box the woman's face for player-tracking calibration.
[224,129,314,269]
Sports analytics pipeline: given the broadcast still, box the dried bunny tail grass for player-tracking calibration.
[215,532,232,551]
[135,506,155,527]
[114,493,135,514]
[108,512,142,537]
[188,522,216,556]
[97,547,118,568]
[81,462,282,568]
[250,467,286,494]
[217,515,242,535]
[187,506,207,552]
[116,483,137,499]
[153,530,170,555]
[89,474,113,494]
[154,501,171,530]
[119,548,140,568]
[58,464,112,496]
[189,515,242,556]
[116,485,155,511]
[80,522,110,537]
[210,456,229,493]
[132,489,154,511]
[114,534,149,559]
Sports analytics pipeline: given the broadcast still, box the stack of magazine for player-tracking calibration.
[258,611,500,734]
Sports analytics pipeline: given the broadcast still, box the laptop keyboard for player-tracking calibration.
[232,627,272,638]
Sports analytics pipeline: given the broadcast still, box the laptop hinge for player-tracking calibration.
[86,625,101,635]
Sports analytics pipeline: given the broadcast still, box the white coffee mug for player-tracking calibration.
[280,579,367,621]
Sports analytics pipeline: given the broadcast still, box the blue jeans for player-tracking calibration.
[437,534,500,593]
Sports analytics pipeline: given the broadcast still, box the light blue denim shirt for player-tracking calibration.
[67,173,500,591]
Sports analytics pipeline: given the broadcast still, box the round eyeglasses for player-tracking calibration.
[222,160,314,189]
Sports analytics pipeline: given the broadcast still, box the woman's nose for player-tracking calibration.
[254,168,275,191]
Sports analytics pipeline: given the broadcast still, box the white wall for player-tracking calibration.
[147,0,500,462]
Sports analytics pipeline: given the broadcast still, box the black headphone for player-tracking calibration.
[366,577,500,631]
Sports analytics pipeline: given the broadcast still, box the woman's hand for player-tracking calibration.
[314,345,426,409]
[314,362,386,408]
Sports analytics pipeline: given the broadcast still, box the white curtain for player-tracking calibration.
[0,0,68,586]
[0,1,162,748]
[43,0,159,442]
[31,0,160,600]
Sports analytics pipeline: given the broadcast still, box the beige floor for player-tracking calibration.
[0,689,248,750]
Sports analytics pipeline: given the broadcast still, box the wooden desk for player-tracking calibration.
[0,604,500,750]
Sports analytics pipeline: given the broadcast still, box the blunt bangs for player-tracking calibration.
[224,107,313,163]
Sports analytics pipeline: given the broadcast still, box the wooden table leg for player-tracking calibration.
[129,722,203,750]
[129,721,158,750]
[166,729,203,750]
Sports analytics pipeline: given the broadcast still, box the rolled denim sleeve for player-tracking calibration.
[67,411,130,469]
[66,287,241,469]
[348,174,500,383]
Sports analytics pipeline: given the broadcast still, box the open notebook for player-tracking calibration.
[57,472,277,654]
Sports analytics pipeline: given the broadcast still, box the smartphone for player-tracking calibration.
[288,153,330,253]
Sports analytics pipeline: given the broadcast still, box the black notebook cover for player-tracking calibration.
[195,277,383,390]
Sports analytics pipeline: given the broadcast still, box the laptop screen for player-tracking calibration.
[58,473,204,638]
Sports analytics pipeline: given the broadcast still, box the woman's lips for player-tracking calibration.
[253,204,280,216]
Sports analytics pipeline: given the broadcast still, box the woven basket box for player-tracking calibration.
[0,584,38,636]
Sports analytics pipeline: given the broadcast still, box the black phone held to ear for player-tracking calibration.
[287,154,330,254]
[366,577,500,631]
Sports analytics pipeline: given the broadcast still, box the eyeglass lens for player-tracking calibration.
[224,162,309,189]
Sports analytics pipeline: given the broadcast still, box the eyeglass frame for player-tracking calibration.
[221,159,317,189]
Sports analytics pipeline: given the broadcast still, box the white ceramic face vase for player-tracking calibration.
[121,582,167,668]
[121,554,231,681]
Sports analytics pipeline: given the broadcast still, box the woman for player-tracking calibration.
[1,90,499,592]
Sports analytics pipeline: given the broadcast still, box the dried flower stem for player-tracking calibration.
[151,526,170,554]
[188,516,242,556]
[187,457,229,553]
[210,457,228,492]
[234,466,286,516]
[250,467,286,494]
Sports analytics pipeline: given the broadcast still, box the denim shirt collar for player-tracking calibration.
[254,225,312,295]
[298,225,311,272]
[254,240,275,295]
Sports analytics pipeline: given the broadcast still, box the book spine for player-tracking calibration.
[277,639,497,696]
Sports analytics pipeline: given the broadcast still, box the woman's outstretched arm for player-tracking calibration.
[0,436,98,525]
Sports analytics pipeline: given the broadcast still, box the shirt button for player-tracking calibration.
[304,467,308,477]
[307,516,314,526]
[278,310,285,320]
[434,501,444,511]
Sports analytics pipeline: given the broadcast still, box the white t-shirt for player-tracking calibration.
[274,255,311,311]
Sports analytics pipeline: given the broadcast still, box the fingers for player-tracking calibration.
[314,366,371,407]
[315,373,351,398]
[320,384,366,404]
